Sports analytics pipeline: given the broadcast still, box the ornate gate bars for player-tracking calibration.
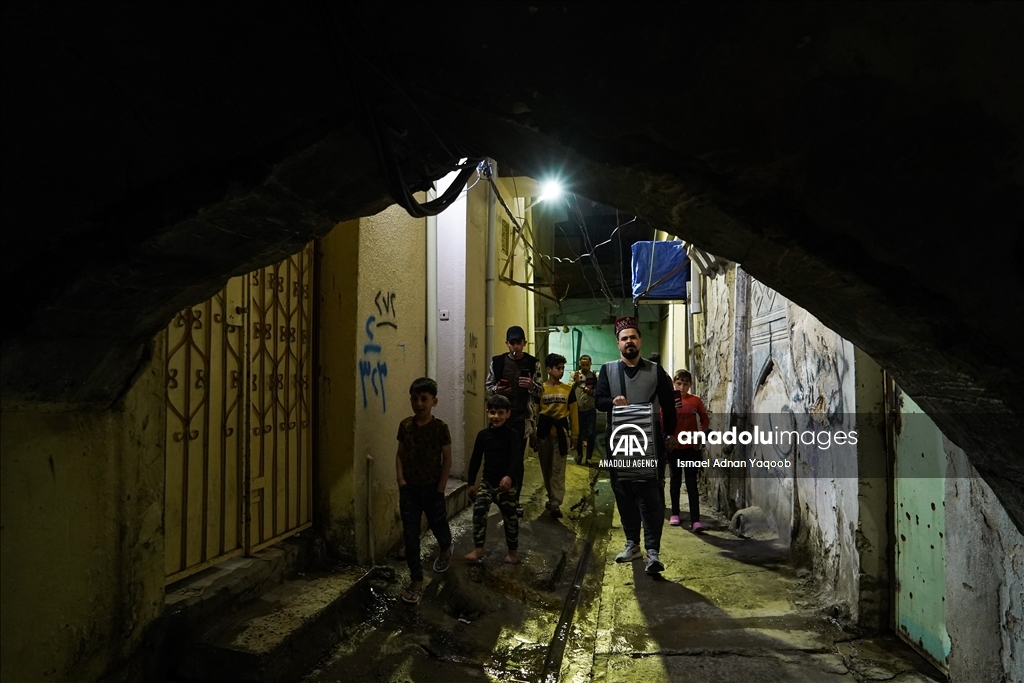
[164,244,315,583]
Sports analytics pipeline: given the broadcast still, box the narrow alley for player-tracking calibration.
[2,4,1023,683]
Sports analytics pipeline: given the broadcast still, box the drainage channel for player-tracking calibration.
[539,476,608,683]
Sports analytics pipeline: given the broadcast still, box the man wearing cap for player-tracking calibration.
[485,326,544,513]
[595,317,677,574]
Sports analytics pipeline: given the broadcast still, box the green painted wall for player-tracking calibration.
[894,391,950,670]
[547,322,660,374]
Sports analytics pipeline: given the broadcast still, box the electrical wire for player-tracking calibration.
[486,175,637,274]
[538,216,638,265]
[572,197,614,302]
[556,220,600,302]
[487,174,664,318]
[566,193,617,311]
[617,210,626,300]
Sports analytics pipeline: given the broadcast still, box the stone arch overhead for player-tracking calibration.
[1,2,1021,531]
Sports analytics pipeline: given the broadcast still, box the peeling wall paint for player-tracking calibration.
[693,270,880,622]
[690,266,1020,677]
[852,348,889,630]
[694,266,734,413]
[785,304,860,619]
[692,267,741,515]
[945,439,1024,682]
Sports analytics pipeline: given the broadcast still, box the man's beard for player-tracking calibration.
[622,346,639,360]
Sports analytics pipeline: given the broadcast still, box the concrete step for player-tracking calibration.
[166,540,306,630]
[172,480,468,681]
[443,477,469,521]
[177,567,370,682]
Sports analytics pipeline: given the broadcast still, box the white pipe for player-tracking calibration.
[426,186,438,379]
[686,293,695,372]
[688,272,699,376]
[732,266,750,413]
[730,266,751,507]
[366,454,375,566]
[690,259,702,315]
[485,160,497,360]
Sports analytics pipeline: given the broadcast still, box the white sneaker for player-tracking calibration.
[645,550,665,574]
[615,541,641,563]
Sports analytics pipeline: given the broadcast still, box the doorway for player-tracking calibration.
[163,244,317,583]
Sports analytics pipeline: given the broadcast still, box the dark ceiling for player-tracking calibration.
[1,1,1022,531]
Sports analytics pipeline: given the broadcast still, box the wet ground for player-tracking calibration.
[304,452,943,683]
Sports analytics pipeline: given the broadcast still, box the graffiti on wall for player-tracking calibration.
[375,290,398,327]
[360,291,399,411]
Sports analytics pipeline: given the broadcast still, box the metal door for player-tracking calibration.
[164,280,246,582]
[164,243,315,582]
[892,386,950,672]
[246,245,315,552]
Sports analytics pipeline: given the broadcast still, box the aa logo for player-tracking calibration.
[610,424,648,458]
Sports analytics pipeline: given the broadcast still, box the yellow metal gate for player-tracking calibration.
[164,244,316,582]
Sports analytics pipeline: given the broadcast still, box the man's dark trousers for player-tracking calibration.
[508,419,527,502]
[576,408,597,462]
[609,470,664,552]
[669,447,701,521]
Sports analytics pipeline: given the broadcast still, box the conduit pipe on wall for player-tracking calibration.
[485,159,498,360]
[367,454,375,566]
[687,296,695,372]
[690,255,702,315]
[732,265,751,414]
[426,186,438,379]
[688,264,702,374]
[730,266,751,510]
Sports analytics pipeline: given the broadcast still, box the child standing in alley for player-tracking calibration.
[668,370,710,531]
[396,378,454,604]
[537,353,578,518]
[465,395,522,564]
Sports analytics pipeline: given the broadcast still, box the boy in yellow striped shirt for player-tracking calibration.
[537,353,579,518]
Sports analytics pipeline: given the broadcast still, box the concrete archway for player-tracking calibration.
[1,2,1021,531]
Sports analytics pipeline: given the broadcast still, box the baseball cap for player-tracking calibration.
[506,325,526,342]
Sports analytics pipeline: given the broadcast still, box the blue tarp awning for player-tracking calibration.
[631,241,689,301]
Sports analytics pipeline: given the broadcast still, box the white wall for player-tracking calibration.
[436,180,468,476]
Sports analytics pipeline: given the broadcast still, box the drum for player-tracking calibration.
[608,403,659,480]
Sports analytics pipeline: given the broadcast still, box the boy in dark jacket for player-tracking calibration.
[464,395,522,564]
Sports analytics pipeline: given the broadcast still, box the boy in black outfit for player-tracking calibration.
[396,378,454,604]
[464,395,522,565]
